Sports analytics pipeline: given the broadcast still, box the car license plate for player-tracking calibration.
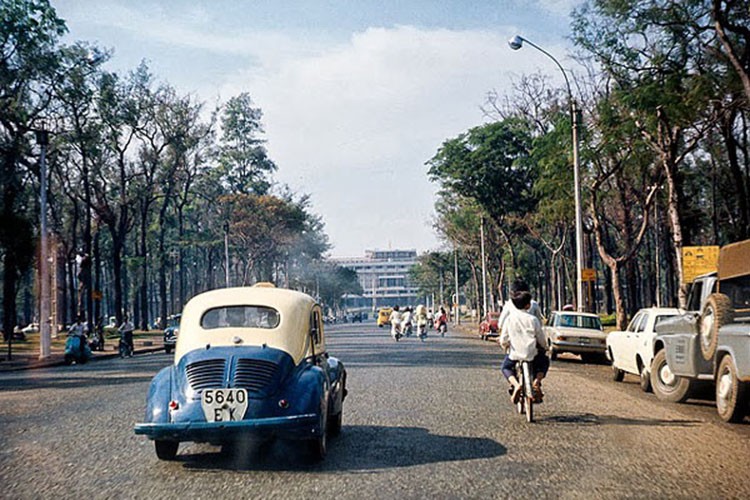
[578,337,590,344]
[201,388,248,422]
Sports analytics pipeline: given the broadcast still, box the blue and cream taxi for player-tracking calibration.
[134,284,347,461]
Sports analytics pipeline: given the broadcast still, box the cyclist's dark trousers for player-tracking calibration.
[501,351,549,380]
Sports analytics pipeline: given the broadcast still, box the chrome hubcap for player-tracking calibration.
[660,363,676,386]
[717,371,732,412]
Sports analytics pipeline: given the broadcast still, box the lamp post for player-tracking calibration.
[36,126,51,359]
[508,35,584,312]
[223,222,230,287]
[480,216,488,315]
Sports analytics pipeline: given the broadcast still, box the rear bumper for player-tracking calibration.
[552,341,606,355]
[134,413,319,443]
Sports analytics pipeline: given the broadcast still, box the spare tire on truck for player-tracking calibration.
[699,293,733,361]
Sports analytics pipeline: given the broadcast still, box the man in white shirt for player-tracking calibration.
[499,290,549,404]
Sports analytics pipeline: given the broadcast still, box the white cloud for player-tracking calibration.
[214,25,573,256]
[60,0,576,256]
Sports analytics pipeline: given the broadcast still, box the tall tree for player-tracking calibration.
[0,0,65,342]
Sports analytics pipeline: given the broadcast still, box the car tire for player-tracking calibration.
[307,402,328,461]
[715,355,749,423]
[550,349,558,361]
[699,293,733,361]
[650,350,692,403]
[612,364,625,382]
[155,440,179,460]
[639,363,652,393]
[328,411,343,437]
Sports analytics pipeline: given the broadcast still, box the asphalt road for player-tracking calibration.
[1,322,748,499]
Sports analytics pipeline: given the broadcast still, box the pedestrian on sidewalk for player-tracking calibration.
[119,314,135,356]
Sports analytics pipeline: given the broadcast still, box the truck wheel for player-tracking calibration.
[699,294,733,361]
[715,355,749,423]
[155,440,179,460]
[650,350,692,403]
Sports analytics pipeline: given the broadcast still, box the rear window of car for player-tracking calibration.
[200,306,280,330]
[559,314,602,330]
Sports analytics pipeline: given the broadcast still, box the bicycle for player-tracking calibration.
[514,360,536,423]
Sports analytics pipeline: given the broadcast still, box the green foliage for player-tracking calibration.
[427,118,536,223]
[218,92,276,195]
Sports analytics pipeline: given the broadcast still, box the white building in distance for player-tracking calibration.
[332,249,419,311]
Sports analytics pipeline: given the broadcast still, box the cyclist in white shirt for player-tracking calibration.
[499,290,549,404]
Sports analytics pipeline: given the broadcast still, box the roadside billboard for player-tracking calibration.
[682,246,720,284]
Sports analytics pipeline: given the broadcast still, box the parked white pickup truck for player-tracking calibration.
[653,239,750,422]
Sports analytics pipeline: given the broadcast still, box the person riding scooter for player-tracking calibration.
[401,307,413,337]
[65,316,92,365]
[436,307,448,336]
[389,305,403,341]
[415,304,428,341]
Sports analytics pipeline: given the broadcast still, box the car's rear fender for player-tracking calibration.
[144,366,174,424]
[326,356,346,414]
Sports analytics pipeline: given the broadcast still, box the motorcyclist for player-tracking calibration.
[400,307,413,337]
[118,314,135,357]
[415,305,428,340]
[436,307,448,335]
[68,316,88,357]
[389,305,403,341]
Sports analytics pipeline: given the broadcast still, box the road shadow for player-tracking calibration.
[179,425,507,472]
[537,412,701,427]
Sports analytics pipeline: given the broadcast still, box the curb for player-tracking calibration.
[0,345,166,372]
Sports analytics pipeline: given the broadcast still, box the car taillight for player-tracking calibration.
[278,399,289,409]
[558,336,566,341]
[169,400,179,411]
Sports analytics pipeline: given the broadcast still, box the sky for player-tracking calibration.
[53,0,582,257]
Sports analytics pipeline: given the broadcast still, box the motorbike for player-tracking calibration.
[416,318,428,341]
[402,321,413,338]
[64,332,92,365]
[436,319,447,337]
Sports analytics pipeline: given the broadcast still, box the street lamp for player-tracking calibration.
[508,35,585,312]
[35,125,51,359]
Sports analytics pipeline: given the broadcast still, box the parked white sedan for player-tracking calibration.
[606,307,681,391]
[544,311,607,363]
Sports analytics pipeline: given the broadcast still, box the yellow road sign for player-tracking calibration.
[682,246,719,283]
[581,268,596,282]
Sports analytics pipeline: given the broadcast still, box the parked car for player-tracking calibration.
[377,307,393,327]
[606,307,681,391]
[654,238,750,422]
[134,284,347,461]
[163,314,181,354]
[544,311,606,363]
[479,311,501,340]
